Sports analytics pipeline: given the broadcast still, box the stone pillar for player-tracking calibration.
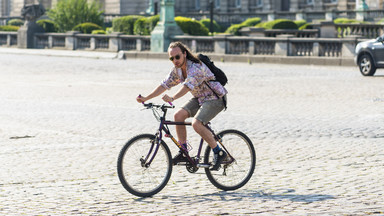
[109,33,121,51]
[319,21,337,38]
[150,0,183,53]
[275,35,293,56]
[214,35,227,54]
[65,31,79,50]
[17,21,44,48]
[342,36,359,57]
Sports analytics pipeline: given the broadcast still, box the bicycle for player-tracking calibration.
[117,102,256,197]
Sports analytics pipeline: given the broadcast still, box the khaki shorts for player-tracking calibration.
[181,95,227,124]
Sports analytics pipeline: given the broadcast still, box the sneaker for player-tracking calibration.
[172,151,188,165]
[210,150,227,171]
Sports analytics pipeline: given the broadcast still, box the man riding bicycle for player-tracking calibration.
[136,41,228,170]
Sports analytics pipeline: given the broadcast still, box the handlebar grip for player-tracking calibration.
[138,94,144,104]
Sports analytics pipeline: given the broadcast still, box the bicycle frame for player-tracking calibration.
[142,103,232,168]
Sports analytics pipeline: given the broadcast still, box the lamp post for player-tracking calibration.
[209,0,214,35]
[150,0,183,52]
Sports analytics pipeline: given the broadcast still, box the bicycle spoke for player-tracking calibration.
[117,134,172,197]
[205,130,256,191]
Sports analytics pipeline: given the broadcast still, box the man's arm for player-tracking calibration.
[162,85,190,103]
[137,85,167,103]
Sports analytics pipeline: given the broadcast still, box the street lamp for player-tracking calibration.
[209,0,214,35]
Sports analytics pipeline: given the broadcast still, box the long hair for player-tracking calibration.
[168,41,201,64]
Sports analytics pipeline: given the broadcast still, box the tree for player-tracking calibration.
[47,0,104,33]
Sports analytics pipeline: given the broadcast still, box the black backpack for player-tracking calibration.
[198,54,228,86]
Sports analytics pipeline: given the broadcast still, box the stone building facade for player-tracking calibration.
[0,0,383,17]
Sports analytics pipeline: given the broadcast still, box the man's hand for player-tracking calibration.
[136,95,146,103]
[162,94,174,103]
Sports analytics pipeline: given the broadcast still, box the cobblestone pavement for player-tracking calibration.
[1,51,384,215]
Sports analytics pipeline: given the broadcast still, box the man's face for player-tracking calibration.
[168,47,186,68]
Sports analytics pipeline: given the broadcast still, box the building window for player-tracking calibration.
[307,0,314,5]
[195,0,200,10]
[256,0,263,7]
[215,0,221,8]
[331,0,338,3]
[236,0,241,8]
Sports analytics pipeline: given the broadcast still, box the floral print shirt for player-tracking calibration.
[161,60,227,105]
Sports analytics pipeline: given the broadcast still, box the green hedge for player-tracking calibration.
[37,19,58,32]
[199,19,222,33]
[91,29,106,34]
[225,23,247,36]
[175,16,209,36]
[8,19,24,26]
[73,22,102,34]
[0,25,19,31]
[334,18,361,24]
[133,15,159,35]
[225,17,261,35]
[112,15,144,35]
[262,19,298,29]
[242,17,262,26]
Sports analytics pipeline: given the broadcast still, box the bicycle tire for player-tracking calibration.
[117,134,172,197]
[204,129,256,191]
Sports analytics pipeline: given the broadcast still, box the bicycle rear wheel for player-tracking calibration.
[117,134,172,197]
[204,129,256,191]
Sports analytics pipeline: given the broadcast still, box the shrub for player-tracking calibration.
[37,19,58,32]
[334,18,360,24]
[0,25,19,31]
[200,19,222,32]
[224,17,261,35]
[263,19,298,29]
[92,29,106,34]
[175,16,209,36]
[147,15,160,30]
[294,20,307,28]
[73,22,102,34]
[48,0,104,32]
[242,17,262,26]
[8,19,24,26]
[133,15,159,35]
[112,15,144,35]
[225,23,247,36]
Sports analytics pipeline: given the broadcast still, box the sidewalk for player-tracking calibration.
[0,47,118,59]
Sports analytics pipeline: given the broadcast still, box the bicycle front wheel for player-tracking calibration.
[117,134,172,197]
[204,130,256,191]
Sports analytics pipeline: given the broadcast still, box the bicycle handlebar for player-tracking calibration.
[138,94,173,107]
[143,102,175,110]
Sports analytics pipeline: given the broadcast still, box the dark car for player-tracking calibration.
[355,35,384,76]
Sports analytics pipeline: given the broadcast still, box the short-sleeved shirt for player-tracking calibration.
[161,59,227,105]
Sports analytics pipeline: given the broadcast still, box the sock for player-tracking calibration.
[212,145,221,154]
[180,143,188,151]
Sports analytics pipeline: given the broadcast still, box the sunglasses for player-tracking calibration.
[169,54,181,61]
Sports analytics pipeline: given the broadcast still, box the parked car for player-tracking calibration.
[355,34,384,76]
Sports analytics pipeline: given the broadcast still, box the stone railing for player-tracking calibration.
[0,31,18,46]
[0,30,363,58]
[173,35,359,58]
[336,23,384,38]
[31,32,151,51]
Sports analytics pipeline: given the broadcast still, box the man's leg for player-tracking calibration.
[174,108,189,144]
[191,119,217,149]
